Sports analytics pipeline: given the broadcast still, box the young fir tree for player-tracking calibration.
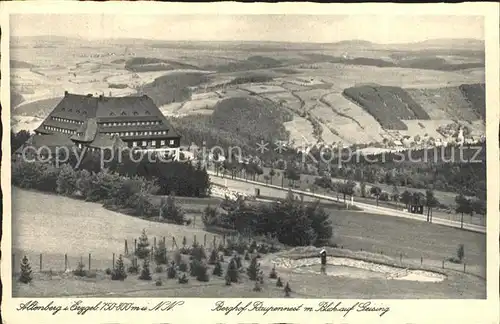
[208,248,218,265]
[178,273,189,284]
[244,251,251,261]
[253,280,262,292]
[259,270,264,284]
[139,258,152,280]
[19,255,33,284]
[276,276,283,287]
[111,255,127,281]
[269,265,278,279]
[135,229,151,259]
[246,256,260,281]
[190,245,206,261]
[226,258,239,283]
[128,258,140,274]
[167,261,177,279]
[154,239,168,265]
[284,282,292,297]
[213,261,223,277]
[234,255,242,269]
[73,259,86,277]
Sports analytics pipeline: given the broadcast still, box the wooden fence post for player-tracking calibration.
[40,253,43,272]
[134,239,137,254]
[88,253,91,271]
[113,253,115,270]
[64,254,68,271]
[204,234,207,246]
[154,237,157,249]
[194,235,197,245]
[124,239,129,255]
[213,236,216,249]
[399,253,402,263]
[420,257,423,265]
[463,263,466,272]
[223,234,226,247]
[442,259,445,269]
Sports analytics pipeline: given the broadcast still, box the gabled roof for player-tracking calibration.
[36,92,180,139]
[71,118,98,142]
[88,134,127,150]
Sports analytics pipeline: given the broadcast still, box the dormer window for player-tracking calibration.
[133,111,138,116]
[121,111,127,116]
[110,112,115,116]
[145,111,150,115]
[76,110,80,114]
[61,108,66,111]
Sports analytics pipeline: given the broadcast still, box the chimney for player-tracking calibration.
[64,91,68,96]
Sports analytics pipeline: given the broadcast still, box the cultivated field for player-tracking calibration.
[11,38,485,145]
[12,187,485,298]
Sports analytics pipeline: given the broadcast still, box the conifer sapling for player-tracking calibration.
[111,255,127,281]
[246,256,260,281]
[136,229,151,259]
[284,282,292,297]
[208,248,218,265]
[139,258,152,280]
[269,265,277,279]
[213,261,223,276]
[19,255,33,284]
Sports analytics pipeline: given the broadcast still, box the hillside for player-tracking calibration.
[171,96,292,154]
[9,37,485,143]
[406,85,484,121]
[124,57,200,72]
[343,85,430,130]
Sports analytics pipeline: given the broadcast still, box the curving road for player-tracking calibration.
[207,170,486,234]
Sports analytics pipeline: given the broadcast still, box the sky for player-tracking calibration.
[10,14,484,44]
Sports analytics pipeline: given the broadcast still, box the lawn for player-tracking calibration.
[11,187,485,298]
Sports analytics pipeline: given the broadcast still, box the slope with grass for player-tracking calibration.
[12,187,485,298]
[343,85,430,130]
[171,96,293,153]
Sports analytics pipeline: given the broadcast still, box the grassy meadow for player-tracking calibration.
[11,187,485,298]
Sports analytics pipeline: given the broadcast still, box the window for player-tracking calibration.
[151,140,156,147]
[125,132,129,136]
[160,140,165,146]
[169,140,175,145]
[149,131,152,136]
[133,111,138,116]
[142,141,147,147]
[163,131,167,135]
[132,141,137,147]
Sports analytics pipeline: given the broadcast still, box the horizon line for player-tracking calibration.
[11,35,485,46]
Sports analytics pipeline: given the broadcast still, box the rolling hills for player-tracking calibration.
[10,37,485,149]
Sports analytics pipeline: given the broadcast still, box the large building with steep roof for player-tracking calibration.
[32,91,181,159]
